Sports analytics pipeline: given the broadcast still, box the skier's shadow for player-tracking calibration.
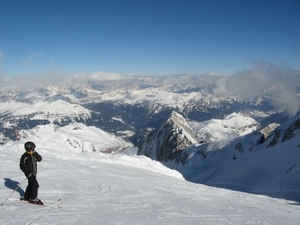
[4,178,25,197]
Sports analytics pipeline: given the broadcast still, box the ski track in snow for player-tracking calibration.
[1,148,300,225]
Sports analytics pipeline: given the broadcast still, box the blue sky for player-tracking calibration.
[0,0,299,77]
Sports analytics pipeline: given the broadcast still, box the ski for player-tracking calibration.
[9,198,62,208]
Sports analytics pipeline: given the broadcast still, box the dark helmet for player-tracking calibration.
[24,141,36,151]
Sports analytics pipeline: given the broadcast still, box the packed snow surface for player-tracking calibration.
[1,141,300,225]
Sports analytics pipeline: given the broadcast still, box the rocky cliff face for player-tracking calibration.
[228,111,300,154]
[232,122,282,153]
[259,123,280,140]
[138,111,197,162]
[267,111,300,148]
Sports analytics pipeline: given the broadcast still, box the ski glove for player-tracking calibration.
[33,152,42,162]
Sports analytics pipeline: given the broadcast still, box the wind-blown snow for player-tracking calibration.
[1,136,300,224]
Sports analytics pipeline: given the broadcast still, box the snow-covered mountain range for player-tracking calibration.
[1,69,300,203]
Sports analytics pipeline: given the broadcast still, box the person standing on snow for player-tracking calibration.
[19,141,43,205]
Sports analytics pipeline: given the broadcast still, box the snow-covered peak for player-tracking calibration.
[189,112,260,149]
[0,100,91,122]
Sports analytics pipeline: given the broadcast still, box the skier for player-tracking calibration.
[19,141,43,205]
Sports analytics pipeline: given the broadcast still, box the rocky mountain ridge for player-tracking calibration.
[138,111,264,162]
[138,111,197,162]
[159,110,300,201]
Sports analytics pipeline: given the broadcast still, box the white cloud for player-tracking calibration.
[89,71,125,81]
[271,89,300,116]
[213,62,300,115]
[213,77,229,95]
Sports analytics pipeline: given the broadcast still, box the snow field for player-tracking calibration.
[1,145,300,225]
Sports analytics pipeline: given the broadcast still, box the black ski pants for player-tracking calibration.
[24,175,39,200]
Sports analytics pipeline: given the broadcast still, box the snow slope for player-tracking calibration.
[21,123,123,154]
[1,140,300,224]
[0,100,91,124]
[189,112,260,150]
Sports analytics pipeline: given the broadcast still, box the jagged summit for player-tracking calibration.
[138,111,197,162]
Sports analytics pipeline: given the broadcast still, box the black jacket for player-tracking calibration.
[19,151,42,177]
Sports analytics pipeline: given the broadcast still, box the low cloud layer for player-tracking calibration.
[213,62,300,115]
[1,61,300,116]
[0,70,128,90]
